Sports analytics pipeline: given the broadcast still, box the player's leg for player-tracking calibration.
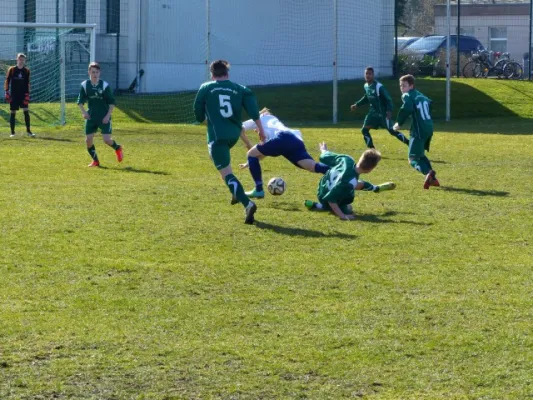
[210,140,256,223]
[101,122,123,162]
[408,136,437,189]
[290,139,329,174]
[9,101,18,136]
[385,118,408,145]
[21,107,34,137]
[85,120,100,166]
[355,180,396,193]
[361,114,378,149]
[245,145,266,198]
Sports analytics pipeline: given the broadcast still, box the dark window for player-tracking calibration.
[107,0,120,34]
[73,0,87,24]
[24,0,36,44]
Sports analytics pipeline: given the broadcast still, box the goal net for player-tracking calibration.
[0,22,95,127]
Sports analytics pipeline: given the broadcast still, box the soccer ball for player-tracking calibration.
[267,177,286,196]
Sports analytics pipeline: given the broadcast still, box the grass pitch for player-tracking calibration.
[1,78,533,399]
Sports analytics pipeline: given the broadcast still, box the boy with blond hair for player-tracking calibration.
[4,53,34,137]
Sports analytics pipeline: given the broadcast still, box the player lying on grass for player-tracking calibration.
[238,108,330,198]
[350,66,408,149]
[305,143,396,221]
[393,74,440,189]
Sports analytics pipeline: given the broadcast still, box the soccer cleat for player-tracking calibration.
[9,133,15,138]
[88,160,100,167]
[423,170,437,190]
[244,201,257,224]
[230,196,239,205]
[27,131,35,137]
[430,178,440,187]
[115,146,124,162]
[245,189,265,199]
[304,200,317,210]
[374,182,396,193]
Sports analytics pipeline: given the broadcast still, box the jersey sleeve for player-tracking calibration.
[242,119,257,131]
[25,68,30,94]
[76,82,87,105]
[193,85,207,123]
[396,93,413,126]
[319,151,341,167]
[242,86,260,121]
[355,93,368,107]
[322,181,351,204]
[4,67,13,91]
[378,84,393,112]
[103,84,116,105]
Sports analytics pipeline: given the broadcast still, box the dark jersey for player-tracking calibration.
[4,66,30,97]
[193,79,260,143]
[396,89,433,139]
[317,151,359,207]
[77,79,116,122]
[355,80,393,117]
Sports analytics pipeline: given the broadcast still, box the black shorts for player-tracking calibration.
[10,97,27,111]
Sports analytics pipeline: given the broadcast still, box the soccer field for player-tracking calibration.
[1,111,532,398]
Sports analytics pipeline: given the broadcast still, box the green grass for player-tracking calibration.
[1,109,532,398]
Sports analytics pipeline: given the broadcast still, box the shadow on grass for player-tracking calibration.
[98,166,170,175]
[440,186,509,197]
[355,211,432,226]
[36,136,75,142]
[255,221,357,239]
[269,202,303,212]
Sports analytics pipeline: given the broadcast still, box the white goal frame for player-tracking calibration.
[0,22,96,125]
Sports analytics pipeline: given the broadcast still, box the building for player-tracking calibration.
[434,0,531,61]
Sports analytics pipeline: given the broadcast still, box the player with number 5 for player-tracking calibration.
[193,60,266,224]
[393,74,440,189]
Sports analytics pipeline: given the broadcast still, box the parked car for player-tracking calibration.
[395,36,420,51]
[402,34,484,58]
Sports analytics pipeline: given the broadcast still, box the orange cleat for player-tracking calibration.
[88,160,100,167]
[423,170,437,190]
[115,146,124,162]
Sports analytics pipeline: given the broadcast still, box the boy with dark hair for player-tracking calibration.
[350,66,408,149]
[393,74,440,189]
[305,143,395,220]
[77,62,123,167]
[4,53,35,137]
[194,60,266,224]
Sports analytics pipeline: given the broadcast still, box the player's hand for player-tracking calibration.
[386,111,392,120]
[22,93,30,107]
[239,162,249,169]
[393,123,400,131]
[258,132,266,143]
[102,115,111,124]
[350,104,357,111]
[82,111,90,120]
[319,142,328,152]
[4,91,11,103]
[340,214,355,221]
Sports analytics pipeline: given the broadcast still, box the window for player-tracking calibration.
[107,0,120,34]
[73,0,86,24]
[24,0,36,43]
[489,27,507,52]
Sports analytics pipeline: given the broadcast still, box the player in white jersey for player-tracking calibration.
[239,108,329,198]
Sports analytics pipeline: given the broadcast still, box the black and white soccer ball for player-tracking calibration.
[267,177,286,196]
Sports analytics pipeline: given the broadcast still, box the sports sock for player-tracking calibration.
[361,128,374,148]
[23,111,31,132]
[225,174,250,207]
[421,156,433,174]
[87,145,99,162]
[314,162,329,174]
[315,203,324,210]
[388,128,409,145]
[110,140,121,150]
[247,156,263,192]
[410,158,431,175]
[360,180,377,192]
[9,114,15,134]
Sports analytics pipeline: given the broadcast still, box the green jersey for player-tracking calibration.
[355,80,393,117]
[317,151,359,207]
[194,79,260,143]
[397,89,433,139]
[77,79,115,122]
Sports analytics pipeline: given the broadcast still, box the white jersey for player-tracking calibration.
[242,114,303,142]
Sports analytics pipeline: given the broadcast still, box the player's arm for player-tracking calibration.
[318,150,341,167]
[4,67,13,101]
[242,88,265,142]
[102,85,116,123]
[22,68,31,106]
[351,94,368,110]
[193,85,206,123]
[239,127,253,150]
[394,93,413,128]
[380,85,394,118]
[77,84,90,119]
[328,202,355,220]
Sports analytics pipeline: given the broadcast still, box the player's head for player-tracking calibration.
[210,60,230,79]
[399,74,415,94]
[16,53,26,66]
[259,107,271,116]
[357,148,382,173]
[364,67,374,82]
[88,62,101,81]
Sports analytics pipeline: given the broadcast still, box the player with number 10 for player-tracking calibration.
[393,74,440,189]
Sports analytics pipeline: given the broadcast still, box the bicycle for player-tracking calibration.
[463,50,511,78]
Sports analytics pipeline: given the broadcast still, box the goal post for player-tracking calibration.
[0,22,96,126]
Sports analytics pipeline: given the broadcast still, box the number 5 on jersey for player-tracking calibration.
[219,95,233,117]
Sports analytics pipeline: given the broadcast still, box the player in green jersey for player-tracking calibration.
[350,67,408,149]
[77,62,123,167]
[393,74,440,189]
[304,143,396,221]
[194,60,266,225]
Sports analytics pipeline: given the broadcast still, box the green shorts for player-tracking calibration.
[85,119,112,135]
[363,113,391,130]
[408,135,432,159]
[208,138,239,170]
